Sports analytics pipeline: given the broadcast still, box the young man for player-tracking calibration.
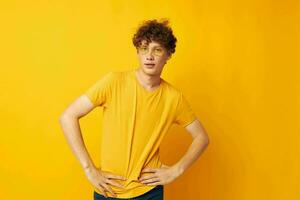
[59,19,209,200]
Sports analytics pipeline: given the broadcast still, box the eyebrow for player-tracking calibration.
[140,44,163,48]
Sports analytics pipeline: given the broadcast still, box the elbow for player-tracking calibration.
[204,134,210,146]
[59,112,72,124]
[205,138,210,146]
[59,109,80,123]
[196,135,210,147]
[59,113,67,125]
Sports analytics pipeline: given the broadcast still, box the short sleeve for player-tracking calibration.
[173,92,197,127]
[84,72,116,107]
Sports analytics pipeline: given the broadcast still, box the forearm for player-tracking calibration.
[173,136,209,176]
[59,114,95,171]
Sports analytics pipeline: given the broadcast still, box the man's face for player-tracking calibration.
[136,40,171,76]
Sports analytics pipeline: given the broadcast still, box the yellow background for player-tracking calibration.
[1,0,299,199]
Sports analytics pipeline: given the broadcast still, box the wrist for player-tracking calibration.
[83,163,96,172]
[172,164,184,177]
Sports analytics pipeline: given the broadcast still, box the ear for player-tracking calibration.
[167,53,172,60]
[165,55,171,65]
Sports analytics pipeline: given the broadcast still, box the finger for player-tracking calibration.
[146,181,161,186]
[141,168,158,173]
[140,177,160,184]
[104,173,127,181]
[106,179,126,189]
[138,175,157,181]
[101,182,117,198]
[97,185,108,198]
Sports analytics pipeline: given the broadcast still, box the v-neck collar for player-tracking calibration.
[131,68,164,94]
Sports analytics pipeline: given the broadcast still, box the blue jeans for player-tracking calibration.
[94,185,164,200]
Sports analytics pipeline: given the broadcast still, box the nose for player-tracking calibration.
[146,51,154,60]
[146,54,154,60]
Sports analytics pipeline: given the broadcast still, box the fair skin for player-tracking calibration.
[135,40,210,186]
[59,40,209,198]
[135,39,171,91]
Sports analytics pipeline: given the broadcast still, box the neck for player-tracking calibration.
[135,67,161,89]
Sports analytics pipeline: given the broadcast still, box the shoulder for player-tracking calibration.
[162,79,183,98]
[86,71,121,90]
[109,69,131,80]
[105,70,120,79]
[97,70,123,83]
[162,80,193,108]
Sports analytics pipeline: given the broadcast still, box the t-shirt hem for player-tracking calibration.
[94,184,157,199]
[182,115,197,127]
[84,92,96,107]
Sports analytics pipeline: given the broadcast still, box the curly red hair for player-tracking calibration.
[132,18,177,56]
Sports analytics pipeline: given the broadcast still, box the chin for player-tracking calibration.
[142,67,158,75]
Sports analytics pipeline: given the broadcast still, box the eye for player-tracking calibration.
[155,48,162,52]
[140,46,148,51]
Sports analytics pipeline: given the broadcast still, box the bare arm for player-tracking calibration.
[59,94,96,170]
[138,118,210,186]
[173,118,210,176]
[59,94,126,197]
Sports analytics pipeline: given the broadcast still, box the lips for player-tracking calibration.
[144,63,155,68]
[144,63,156,67]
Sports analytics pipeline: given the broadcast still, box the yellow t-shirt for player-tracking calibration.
[84,68,197,198]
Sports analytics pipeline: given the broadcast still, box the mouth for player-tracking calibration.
[144,63,156,68]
